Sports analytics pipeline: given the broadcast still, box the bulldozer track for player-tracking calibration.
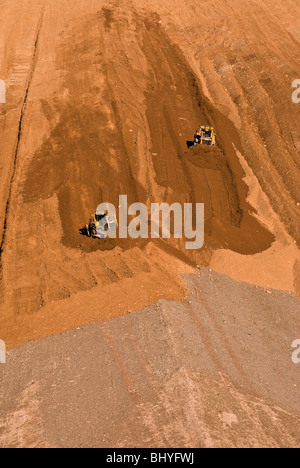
[0,6,44,267]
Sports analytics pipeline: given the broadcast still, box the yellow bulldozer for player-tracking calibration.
[85,206,118,239]
[193,125,216,147]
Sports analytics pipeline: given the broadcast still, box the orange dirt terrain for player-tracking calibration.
[0,0,300,448]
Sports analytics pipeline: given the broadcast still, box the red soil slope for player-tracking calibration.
[0,0,299,348]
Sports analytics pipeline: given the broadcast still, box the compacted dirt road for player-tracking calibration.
[0,0,299,448]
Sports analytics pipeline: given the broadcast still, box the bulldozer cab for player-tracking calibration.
[95,211,108,222]
[194,125,216,147]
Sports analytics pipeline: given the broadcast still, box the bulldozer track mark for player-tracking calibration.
[100,322,140,402]
[0,7,45,268]
[190,276,258,396]
[104,318,188,446]
[187,303,225,374]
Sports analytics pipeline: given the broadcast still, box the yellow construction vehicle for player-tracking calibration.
[85,206,117,238]
[193,125,216,147]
